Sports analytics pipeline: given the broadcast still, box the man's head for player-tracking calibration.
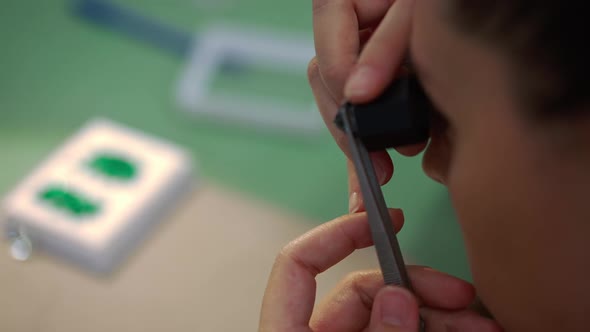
[412,1,590,330]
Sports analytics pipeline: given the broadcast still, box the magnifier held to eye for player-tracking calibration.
[334,73,432,331]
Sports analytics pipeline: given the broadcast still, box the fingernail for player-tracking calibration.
[349,192,361,214]
[380,287,412,327]
[345,65,377,98]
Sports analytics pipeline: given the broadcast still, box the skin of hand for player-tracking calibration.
[258,210,502,331]
[309,0,426,214]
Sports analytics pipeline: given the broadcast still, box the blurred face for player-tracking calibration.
[411,1,590,331]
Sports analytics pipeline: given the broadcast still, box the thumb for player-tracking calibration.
[367,286,420,332]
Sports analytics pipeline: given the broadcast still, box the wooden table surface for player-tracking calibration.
[0,184,380,332]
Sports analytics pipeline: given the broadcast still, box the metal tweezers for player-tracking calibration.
[337,106,414,287]
[335,74,431,331]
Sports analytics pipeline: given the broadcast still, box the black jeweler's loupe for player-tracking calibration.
[334,74,432,150]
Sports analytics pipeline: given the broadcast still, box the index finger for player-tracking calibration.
[313,0,394,102]
[344,0,415,103]
[258,209,404,331]
[311,0,422,161]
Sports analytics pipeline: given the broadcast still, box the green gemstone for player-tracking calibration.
[39,185,100,218]
[88,153,137,180]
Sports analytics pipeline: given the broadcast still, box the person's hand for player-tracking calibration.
[309,0,426,214]
[259,212,503,331]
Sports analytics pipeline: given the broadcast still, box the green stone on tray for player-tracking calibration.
[88,153,137,180]
[39,185,100,218]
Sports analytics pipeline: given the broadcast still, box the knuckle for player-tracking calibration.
[312,0,332,13]
[273,241,294,267]
[321,62,348,87]
[307,57,320,83]
[313,0,349,16]
[274,238,321,275]
[340,270,383,295]
[341,271,361,286]
[341,270,379,310]
[275,242,295,264]
[334,132,349,151]
[343,270,374,286]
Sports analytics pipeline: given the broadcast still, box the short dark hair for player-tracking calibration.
[447,1,589,118]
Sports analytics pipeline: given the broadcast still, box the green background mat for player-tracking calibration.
[0,0,471,279]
